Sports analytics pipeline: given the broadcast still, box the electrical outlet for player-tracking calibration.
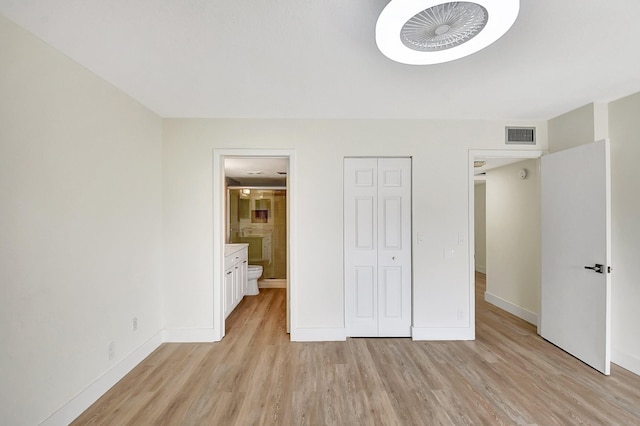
[458,233,465,244]
[132,317,138,332]
[444,248,455,259]
[108,341,115,361]
[457,309,464,321]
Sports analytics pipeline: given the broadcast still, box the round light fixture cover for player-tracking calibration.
[376,0,520,65]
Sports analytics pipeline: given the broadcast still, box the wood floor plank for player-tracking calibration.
[73,279,640,425]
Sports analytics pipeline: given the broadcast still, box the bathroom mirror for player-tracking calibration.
[252,199,270,223]
[238,198,250,219]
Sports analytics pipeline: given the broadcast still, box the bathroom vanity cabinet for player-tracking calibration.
[224,244,249,318]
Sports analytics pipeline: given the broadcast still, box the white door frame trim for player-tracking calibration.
[213,149,296,341]
[467,149,544,337]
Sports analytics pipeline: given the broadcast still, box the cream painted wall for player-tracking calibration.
[474,182,487,273]
[0,16,163,425]
[162,119,548,336]
[548,102,610,153]
[548,103,595,152]
[608,92,640,374]
[593,102,610,142]
[485,159,541,323]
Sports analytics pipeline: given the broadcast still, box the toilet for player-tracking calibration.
[246,265,263,296]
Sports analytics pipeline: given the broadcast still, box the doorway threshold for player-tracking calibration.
[259,279,287,289]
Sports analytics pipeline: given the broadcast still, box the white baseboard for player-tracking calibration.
[475,265,486,274]
[41,327,223,425]
[612,349,640,377]
[40,319,482,425]
[484,291,537,325]
[411,326,475,341]
[163,327,217,343]
[40,332,164,426]
[290,327,346,342]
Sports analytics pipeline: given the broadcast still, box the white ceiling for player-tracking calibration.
[225,157,288,186]
[2,0,639,120]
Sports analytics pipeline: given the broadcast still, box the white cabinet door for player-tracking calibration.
[234,263,242,306]
[224,247,248,318]
[344,158,412,337]
[241,258,248,296]
[224,266,234,318]
[540,140,611,375]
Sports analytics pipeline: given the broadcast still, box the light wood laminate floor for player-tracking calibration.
[73,273,640,425]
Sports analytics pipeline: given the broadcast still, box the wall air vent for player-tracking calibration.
[505,127,536,145]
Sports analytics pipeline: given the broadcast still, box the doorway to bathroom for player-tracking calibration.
[226,186,287,283]
[213,150,295,342]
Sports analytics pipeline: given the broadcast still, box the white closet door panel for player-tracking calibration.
[381,267,402,318]
[377,158,412,337]
[345,267,378,336]
[345,158,378,336]
[345,157,411,337]
[382,196,402,249]
[355,197,375,249]
[382,168,403,187]
[356,267,376,319]
[355,168,375,187]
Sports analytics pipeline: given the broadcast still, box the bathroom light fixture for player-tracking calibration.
[376,0,520,65]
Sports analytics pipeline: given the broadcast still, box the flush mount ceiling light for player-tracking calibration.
[376,0,520,65]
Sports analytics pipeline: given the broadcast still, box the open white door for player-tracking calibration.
[540,139,611,375]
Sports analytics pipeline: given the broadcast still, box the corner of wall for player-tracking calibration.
[40,326,225,425]
[548,103,596,153]
[612,350,640,377]
[40,332,164,426]
[484,292,538,325]
[593,102,610,141]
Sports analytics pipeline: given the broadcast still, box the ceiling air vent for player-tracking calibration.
[505,127,536,145]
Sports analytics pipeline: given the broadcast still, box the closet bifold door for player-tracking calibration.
[344,157,412,337]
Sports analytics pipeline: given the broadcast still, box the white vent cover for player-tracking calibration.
[506,127,536,145]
